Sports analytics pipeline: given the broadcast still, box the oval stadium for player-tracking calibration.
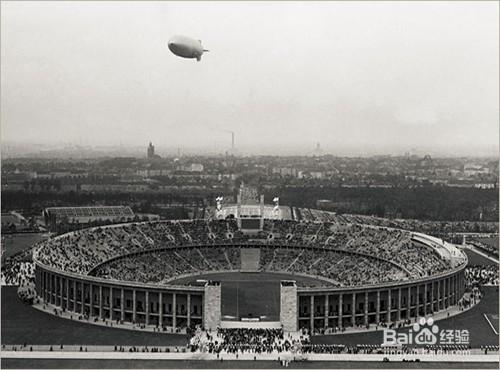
[32,205,468,334]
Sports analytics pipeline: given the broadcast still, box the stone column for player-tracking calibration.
[450,276,455,306]
[364,291,369,326]
[387,289,391,323]
[376,290,381,323]
[66,278,70,309]
[89,284,93,315]
[445,277,449,308]
[159,292,164,327]
[431,281,435,312]
[53,275,56,304]
[48,272,52,303]
[51,273,54,303]
[322,294,328,328]
[132,289,137,323]
[187,293,191,328]
[203,283,221,331]
[407,287,411,319]
[397,287,402,321]
[73,280,77,312]
[173,293,177,329]
[443,278,447,308]
[48,273,52,303]
[310,295,315,333]
[451,274,457,305]
[453,275,457,304]
[451,276,455,305]
[441,278,446,310]
[40,271,45,302]
[416,285,419,316]
[437,280,441,311]
[109,287,114,320]
[46,273,49,303]
[120,289,125,321]
[338,293,343,329]
[46,272,50,303]
[59,276,63,306]
[80,282,85,315]
[145,291,149,325]
[99,285,103,319]
[351,293,356,327]
[424,283,428,316]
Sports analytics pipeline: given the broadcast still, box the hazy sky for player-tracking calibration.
[1,1,498,155]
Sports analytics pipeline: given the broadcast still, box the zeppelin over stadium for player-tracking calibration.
[33,188,467,334]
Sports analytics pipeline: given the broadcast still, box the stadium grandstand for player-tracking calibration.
[31,213,468,334]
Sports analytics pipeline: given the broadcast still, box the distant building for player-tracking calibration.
[419,154,433,168]
[272,167,297,177]
[1,212,27,231]
[464,164,490,177]
[147,142,155,159]
[43,206,135,231]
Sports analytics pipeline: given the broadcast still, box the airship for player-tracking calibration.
[168,35,209,62]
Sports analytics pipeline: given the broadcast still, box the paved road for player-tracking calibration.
[1,359,498,369]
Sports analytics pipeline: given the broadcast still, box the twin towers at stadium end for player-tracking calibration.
[34,185,467,334]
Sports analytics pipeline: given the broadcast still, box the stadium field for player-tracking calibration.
[170,272,324,321]
[312,286,499,348]
[1,359,498,369]
[0,287,187,346]
[1,233,44,262]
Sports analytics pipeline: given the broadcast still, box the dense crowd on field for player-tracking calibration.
[31,219,457,285]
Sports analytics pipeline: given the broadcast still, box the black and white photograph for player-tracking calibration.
[0,1,498,369]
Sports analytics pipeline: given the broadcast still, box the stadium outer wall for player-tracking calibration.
[34,247,467,334]
[295,262,466,333]
[34,263,206,329]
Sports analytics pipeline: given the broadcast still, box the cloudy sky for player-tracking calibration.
[1,1,498,155]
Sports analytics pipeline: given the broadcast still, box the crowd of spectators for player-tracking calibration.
[1,248,37,303]
[1,248,35,286]
[188,325,495,357]
[299,208,499,236]
[34,219,456,284]
[93,244,409,286]
[92,246,241,283]
[259,246,408,286]
[189,327,303,355]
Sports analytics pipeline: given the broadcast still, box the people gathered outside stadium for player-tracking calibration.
[189,327,300,355]
[1,248,35,287]
[465,265,499,287]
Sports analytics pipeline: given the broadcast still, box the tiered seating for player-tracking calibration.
[259,247,408,286]
[92,247,240,283]
[35,218,456,282]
